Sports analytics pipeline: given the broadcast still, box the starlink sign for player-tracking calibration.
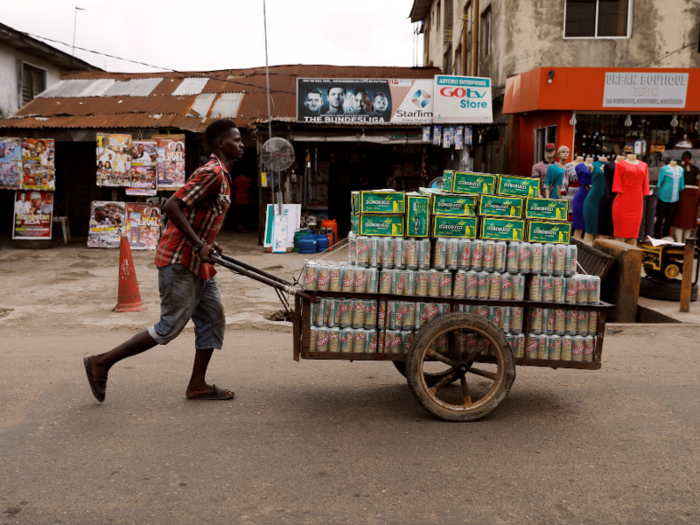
[433,75,494,123]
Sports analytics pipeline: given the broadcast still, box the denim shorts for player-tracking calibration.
[148,263,225,350]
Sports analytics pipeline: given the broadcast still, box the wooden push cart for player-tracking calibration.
[211,253,614,422]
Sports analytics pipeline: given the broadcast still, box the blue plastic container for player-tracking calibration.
[316,234,329,253]
[299,236,317,254]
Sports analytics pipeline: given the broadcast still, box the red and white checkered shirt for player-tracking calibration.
[155,154,231,279]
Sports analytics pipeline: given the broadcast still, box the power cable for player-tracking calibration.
[632,41,699,68]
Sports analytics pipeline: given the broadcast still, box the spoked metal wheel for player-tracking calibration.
[392,360,459,387]
[406,312,516,422]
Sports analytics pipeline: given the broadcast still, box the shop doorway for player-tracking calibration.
[534,125,557,164]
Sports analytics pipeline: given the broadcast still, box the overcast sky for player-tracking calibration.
[2,0,423,73]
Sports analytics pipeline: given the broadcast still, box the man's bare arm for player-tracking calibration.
[162,195,221,263]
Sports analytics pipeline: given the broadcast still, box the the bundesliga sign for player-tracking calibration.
[433,75,493,123]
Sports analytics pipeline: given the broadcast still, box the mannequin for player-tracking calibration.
[597,156,619,239]
[612,152,650,247]
[571,157,593,239]
[583,155,608,242]
[545,146,569,199]
[561,155,584,221]
[672,152,698,242]
[654,159,684,238]
[532,143,556,197]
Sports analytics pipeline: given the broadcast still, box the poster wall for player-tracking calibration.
[88,201,126,248]
[12,190,53,240]
[22,139,55,191]
[125,202,161,250]
[0,137,23,190]
[154,135,186,188]
[96,134,132,187]
[127,140,157,196]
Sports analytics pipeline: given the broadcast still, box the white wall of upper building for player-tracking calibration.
[421,0,700,88]
[0,40,63,120]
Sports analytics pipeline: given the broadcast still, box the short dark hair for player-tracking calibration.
[374,92,387,99]
[328,85,346,95]
[354,88,367,96]
[205,119,238,146]
[305,88,322,99]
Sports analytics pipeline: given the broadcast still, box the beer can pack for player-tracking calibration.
[500,272,513,300]
[311,300,321,327]
[541,275,554,302]
[378,301,387,327]
[477,271,490,299]
[382,237,396,269]
[341,265,355,293]
[576,275,590,304]
[433,238,448,270]
[378,330,386,353]
[464,270,478,299]
[329,327,340,352]
[572,335,585,362]
[514,333,526,358]
[369,237,383,268]
[406,270,417,296]
[316,328,329,352]
[548,335,562,360]
[561,335,573,360]
[329,264,342,292]
[366,267,379,293]
[348,232,357,265]
[530,308,544,333]
[565,276,578,303]
[588,275,601,304]
[354,329,367,353]
[385,330,402,354]
[339,300,353,328]
[552,276,564,303]
[400,302,415,330]
[364,301,377,329]
[577,310,589,335]
[453,270,467,298]
[401,330,414,354]
[328,299,340,328]
[554,308,566,335]
[511,306,524,333]
[543,244,555,275]
[544,308,556,334]
[417,238,432,270]
[356,236,371,267]
[494,241,508,273]
[565,309,577,334]
[353,267,368,293]
[537,334,548,359]
[483,240,496,272]
[529,274,543,301]
[513,274,526,301]
[404,239,418,270]
[501,306,512,332]
[446,238,460,270]
[565,244,578,276]
[416,269,430,296]
[387,301,401,330]
[428,269,441,297]
[518,242,532,274]
[588,310,599,334]
[506,242,520,273]
[391,269,405,296]
[525,334,539,358]
[459,239,472,270]
[309,326,319,352]
[367,330,379,353]
[421,302,440,325]
[379,269,392,293]
[434,334,450,354]
[531,243,544,274]
[489,272,502,300]
[353,299,366,328]
[394,238,404,269]
[303,261,318,291]
[317,263,331,291]
[583,335,595,362]
[338,328,350,353]
[553,244,566,275]
[471,240,484,271]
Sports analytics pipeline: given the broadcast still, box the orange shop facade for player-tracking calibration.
[503,67,700,179]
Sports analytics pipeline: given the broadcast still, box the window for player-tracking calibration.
[22,63,46,105]
[564,0,631,39]
[481,7,491,57]
[534,126,558,164]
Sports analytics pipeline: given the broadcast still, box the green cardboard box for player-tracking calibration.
[527,220,571,244]
[432,193,478,216]
[452,172,497,195]
[406,193,430,238]
[441,170,455,192]
[497,175,540,198]
[432,216,479,239]
[480,218,526,241]
[479,195,523,218]
[359,190,406,214]
[525,198,569,221]
[359,214,405,237]
[351,213,359,234]
[351,191,359,214]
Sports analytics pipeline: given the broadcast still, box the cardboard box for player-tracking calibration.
[359,214,405,236]
[478,195,523,218]
[497,175,540,198]
[351,191,359,214]
[406,193,430,238]
[351,213,359,234]
[359,190,406,214]
[432,193,478,216]
[441,170,455,192]
[525,198,569,221]
[432,216,479,238]
[480,218,526,241]
[452,172,497,195]
[527,220,571,244]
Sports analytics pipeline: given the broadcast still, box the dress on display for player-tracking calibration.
[560,162,580,216]
[572,163,591,231]
[654,164,685,238]
[612,160,650,238]
[597,161,617,236]
[583,160,606,235]
[545,163,565,199]
[673,186,700,230]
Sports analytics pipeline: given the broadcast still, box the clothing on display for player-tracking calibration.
[638,190,657,241]
[545,163,565,199]
[560,162,580,214]
[583,160,606,235]
[656,165,685,203]
[654,199,678,238]
[597,161,616,236]
[531,160,552,193]
[611,160,650,239]
[673,186,700,230]
[572,163,591,231]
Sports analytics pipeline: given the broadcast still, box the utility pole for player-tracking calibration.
[72,6,86,56]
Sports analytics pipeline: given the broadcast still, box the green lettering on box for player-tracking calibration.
[479,195,523,218]
[480,218,526,241]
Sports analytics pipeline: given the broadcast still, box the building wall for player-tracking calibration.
[0,40,63,120]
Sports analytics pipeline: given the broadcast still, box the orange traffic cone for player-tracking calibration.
[113,236,147,312]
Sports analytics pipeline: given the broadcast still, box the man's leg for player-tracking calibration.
[88,331,157,383]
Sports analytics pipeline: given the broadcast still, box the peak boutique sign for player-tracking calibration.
[602,72,688,109]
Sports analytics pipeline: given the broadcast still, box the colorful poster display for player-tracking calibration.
[126,140,158,196]
[88,201,126,248]
[154,135,185,188]
[22,139,56,191]
[12,190,53,240]
[0,137,23,190]
[96,134,132,187]
[125,202,161,250]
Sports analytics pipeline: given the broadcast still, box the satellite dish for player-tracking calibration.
[261,137,295,172]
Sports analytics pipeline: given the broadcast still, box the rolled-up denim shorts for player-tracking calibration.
[148,263,225,350]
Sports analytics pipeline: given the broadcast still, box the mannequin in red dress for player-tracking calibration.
[612,152,650,247]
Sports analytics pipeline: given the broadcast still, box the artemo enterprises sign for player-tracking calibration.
[602,72,689,109]
[433,75,493,123]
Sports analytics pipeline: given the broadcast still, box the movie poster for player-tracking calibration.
[12,190,53,240]
[154,135,185,188]
[0,137,23,190]
[96,134,132,187]
[21,139,55,191]
[126,140,157,196]
[88,201,126,248]
[126,202,161,250]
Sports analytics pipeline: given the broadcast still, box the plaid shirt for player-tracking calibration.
[155,154,231,279]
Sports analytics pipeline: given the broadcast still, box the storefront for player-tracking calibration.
[504,67,700,183]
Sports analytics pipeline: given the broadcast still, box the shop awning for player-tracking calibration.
[291,131,426,144]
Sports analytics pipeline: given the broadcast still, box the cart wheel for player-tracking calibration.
[392,361,459,387]
[406,313,516,422]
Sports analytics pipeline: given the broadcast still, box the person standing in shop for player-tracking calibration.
[532,143,555,197]
[233,172,251,232]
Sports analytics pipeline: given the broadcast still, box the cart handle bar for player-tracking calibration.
[210,254,318,303]
[217,253,295,287]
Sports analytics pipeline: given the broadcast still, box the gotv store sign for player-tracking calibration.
[602,72,689,109]
[433,75,494,124]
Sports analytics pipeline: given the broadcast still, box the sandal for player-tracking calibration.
[83,356,107,403]
[187,384,235,401]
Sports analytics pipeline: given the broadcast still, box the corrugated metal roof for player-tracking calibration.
[209,93,244,119]
[101,78,163,97]
[172,77,210,96]
[187,93,216,118]
[39,78,116,98]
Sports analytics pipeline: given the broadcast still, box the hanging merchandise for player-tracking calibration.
[422,126,431,142]
[442,126,452,148]
[88,201,126,248]
[153,135,186,189]
[0,137,23,190]
[12,190,53,240]
[125,202,161,250]
[22,139,55,191]
[126,140,158,196]
[454,126,464,150]
[96,134,132,187]
[464,126,473,146]
[432,125,442,146]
